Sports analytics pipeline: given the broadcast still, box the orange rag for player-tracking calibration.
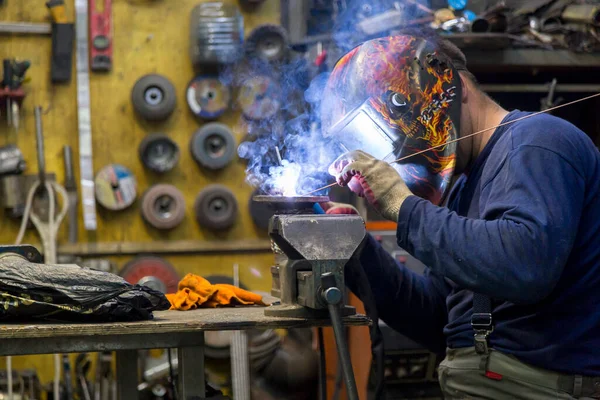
[166,273,266,310]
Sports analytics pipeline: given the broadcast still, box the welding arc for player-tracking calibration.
[304,92,600,195]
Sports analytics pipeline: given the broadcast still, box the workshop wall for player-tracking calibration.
[1,0,280,384]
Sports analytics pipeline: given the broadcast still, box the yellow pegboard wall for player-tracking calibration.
[0,0,281,384]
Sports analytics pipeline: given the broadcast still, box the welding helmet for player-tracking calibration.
[321,35,462,205]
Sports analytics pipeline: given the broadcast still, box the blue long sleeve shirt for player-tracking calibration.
[353,110,600,375]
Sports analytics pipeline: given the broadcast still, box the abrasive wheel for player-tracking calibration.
[237,76,281,121]
[138,133,180,173]
[141,184,186,230]
[245,24,289,63]
[120,256,180,294]
[190,123,236,170]
[186,75,231,119]
[94,164,137,211]
[194,185,238,230]
[131,74,177,121]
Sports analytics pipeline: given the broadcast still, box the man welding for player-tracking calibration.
[320,34,600,399]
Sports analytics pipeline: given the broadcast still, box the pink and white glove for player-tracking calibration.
[328,150,414,221]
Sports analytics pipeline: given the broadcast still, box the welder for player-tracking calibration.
[320,34,600,399]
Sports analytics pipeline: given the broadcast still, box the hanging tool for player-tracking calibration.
[89,0,112,71]
[63,354,74,400]
[47,0,75,83]
[76,0,98,230]
[194,184,238,230]
[190,123,236,170]
[540,78,564,112]
[0,22,52,34]
[14,106,69,400]
[75,354,92,400]
[63,145,78,243]
[1,58,30,132]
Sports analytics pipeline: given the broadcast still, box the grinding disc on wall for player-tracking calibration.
[120,256,180,294]
[194,184,238,230]
[131,74,177,121]
[186,76,231,119]
[141,184,186,230]
[190,123,236,170]
[245,24,289,63]
[94,164,137,211]
[237,76,281,121]
[138,133,180,173]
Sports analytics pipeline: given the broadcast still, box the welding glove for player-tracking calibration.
[328,150,414,222]
[319,201,359,215]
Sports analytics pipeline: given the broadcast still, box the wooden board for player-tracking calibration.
[0,307,370,339]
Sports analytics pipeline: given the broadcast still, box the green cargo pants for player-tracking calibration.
[438,347,600,399]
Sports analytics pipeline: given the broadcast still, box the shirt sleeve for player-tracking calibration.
[396,145,585,304]
[348,234,450,353]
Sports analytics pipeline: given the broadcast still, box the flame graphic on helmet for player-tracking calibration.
[324,35,461,205]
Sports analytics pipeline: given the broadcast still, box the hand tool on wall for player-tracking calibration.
[0,22,52,34]
[76,0,98,230]
[1,58,30,132]
[47,0,75,83]
[89,0,112,71]
[63,354,74,400]
[540,78,564,112]
[63,145,78,243]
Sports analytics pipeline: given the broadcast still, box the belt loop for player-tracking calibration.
[573,375,583,397]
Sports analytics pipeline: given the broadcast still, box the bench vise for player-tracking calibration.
[253,195,366,400]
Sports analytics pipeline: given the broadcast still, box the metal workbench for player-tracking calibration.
[0,307,370,400]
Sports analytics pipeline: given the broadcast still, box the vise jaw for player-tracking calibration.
[264,213,366,318]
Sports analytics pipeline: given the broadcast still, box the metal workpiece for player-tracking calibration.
[252,195,329,214]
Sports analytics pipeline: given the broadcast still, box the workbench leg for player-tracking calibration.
[179,333,206,399]
[115,350,139,400]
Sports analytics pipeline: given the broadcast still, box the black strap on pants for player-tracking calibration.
[471,293,494,354]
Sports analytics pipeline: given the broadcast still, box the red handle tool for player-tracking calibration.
[89,0,112,71]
